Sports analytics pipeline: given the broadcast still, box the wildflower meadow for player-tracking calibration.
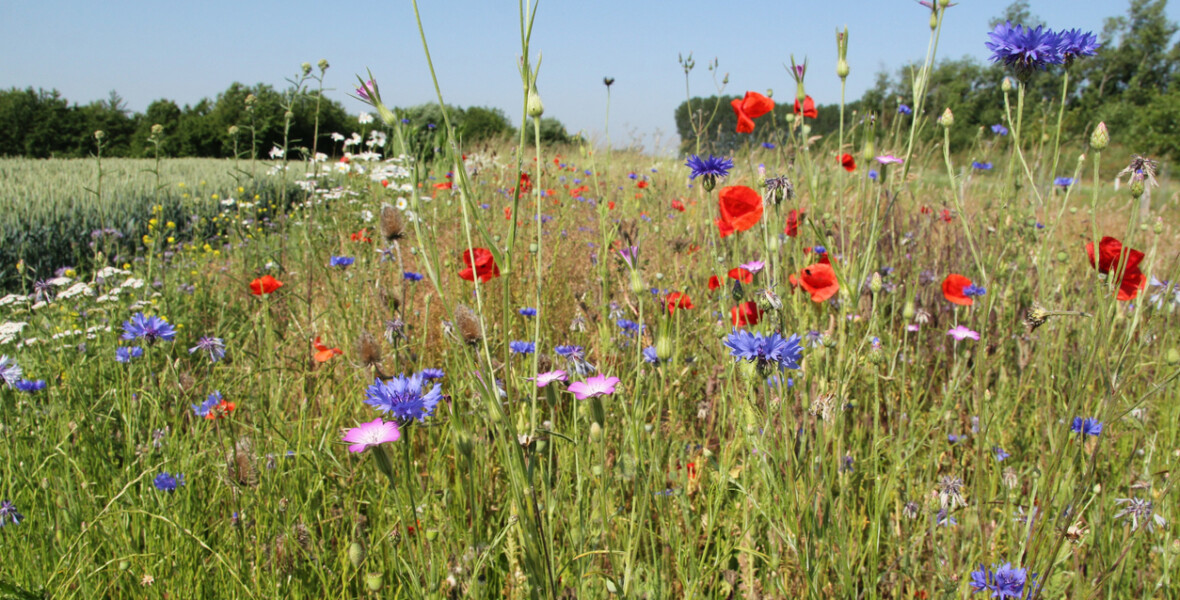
[2,1,1179,598]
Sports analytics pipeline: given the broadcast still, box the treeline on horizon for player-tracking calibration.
[675,0,1180,159]
[0,82,578,160]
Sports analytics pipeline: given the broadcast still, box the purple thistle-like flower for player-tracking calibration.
[1058,28,1100,64]
[341,417,401,453]
[0,500,23,526]
[364,372,442,423]
[685,155,734,181]
[188,336,226,363]
[193,391,222,418]
[0,355,22,388]
[14,379,45,393]
[986,22,1064,80]
[1071,417,1103,437]
[121,313,177,344]
[115,346,144,363]
[724,330,804,371]
[153,472,185,492]
[970,562,1035,598]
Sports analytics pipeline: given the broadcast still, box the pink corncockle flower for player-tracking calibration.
[947,325,980,341]
[875,155,905,165]
[619,246,638,268]
[531,370,568,388]
[567,374,620,400]
[906,323,920,332]
[341,418,401,453]
[740,260,765,274]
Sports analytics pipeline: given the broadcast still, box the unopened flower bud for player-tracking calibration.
[317,59,329,72]
[656,336,674,360]
[801,124,812,137]
[903,301,916,320]
[1154,218,1163,234]
[1166,348,1180,366]
[938,108,954,128]
[94,130,105,140]
[869,272,883,294]
[228,125,240,136]
[629,270,646,295]
[589,422,603,441]
[151,123,164,135]
[1130,178,1144,199]
[301,62,312,76]
[1001,78,1013,93]
[930,11,938,30]
[348,542,366,568]
[245,94,256,106]
[1090,122,1108,150]
[284,111,294,121]
[837,60,850,79]
[527,86,544,118]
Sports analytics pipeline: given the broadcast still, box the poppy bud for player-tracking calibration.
[1154,218,1163,234]
[348,542,366,568]
[1090,122,1108,150]
[284,111,294,121]
[938,108,954,128]
[94,130,105,140]
[903,301,916,320]
[589,422,603,441]
[119,560,130,571]
[629,271,646,295]
[365,572,384,592]
[656,336,674,360]
[1001,77,1013,93]
[301,62,312,76]
[527,86,544,118]
[801,124,812,138]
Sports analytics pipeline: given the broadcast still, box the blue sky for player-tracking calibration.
[2,1,1175,154]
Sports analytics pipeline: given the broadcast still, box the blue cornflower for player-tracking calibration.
[153,472,185,492]
[0,500,22,527]
[972,161,993,170]
[404,271,424,281]
[986,22,1064,80]
[115,347,144,363]
[1058,28,1100,64]
[1054,177,1074,188]
[1071,417,1103,437]
[970,562,1035,598]
[963,284,987,297]
[936,509,958,527]
[723,330,804,371]
[554,345,584,359]
[898,104,913,116]
[518,307,537,318]
[616,319,642,335]
[330,256,355,268]
[188,336,226,363]
[685,155,734,190]
[364,373,442,422]
[642,346,660,364]
[994,446,1011,462]
[992,124,1009,136]
[193,391,222,418]
[14,379,45,393]
[0,355,22,388]
[121,313,176,344]
[761,142,776,149]
[813,245,827,255]
[420,368,444,380]
[509,341,535,355]
[868,169,879,181]
[948,434,964,444]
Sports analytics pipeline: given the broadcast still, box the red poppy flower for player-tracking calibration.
[708,275,722,291]
[796,262,839,302]
[570,185,589,197]
[380,179,390,188]
[839,153,856,172]
[941,209,953,223]
[433,181,453,190]
[941,273,974,306]
[671,199,686,212]
[717,185,763,235]
[727,267,754,284]
[1117,268,1147,301]
[249,275,283,296]
[730,91,775,134]
[608,201,616,210]
[206,398,236,420]
[715,217,736,238]
[458,248,501,282]
[1086,236,1143,275]
[731,301,762,327]
[637,180,648,189]
[350,228,372,243]
[667,292,694,314]
[793,95,818,119]
[503,206,512,220]
[517,172,532,195]
[784,209,803,237]
[312,337,343,363]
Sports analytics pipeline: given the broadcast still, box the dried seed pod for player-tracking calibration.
[380,203,404,241]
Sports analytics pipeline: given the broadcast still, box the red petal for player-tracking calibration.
[717,186,763,233]
[799,263,839,302]
[941,273,974,306]
[731,99,754,134]
[740,91,774,119]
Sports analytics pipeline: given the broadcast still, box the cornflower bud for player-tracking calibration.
[938,108,954,128]
[317,59,329,72]
[1090,122,1108,150]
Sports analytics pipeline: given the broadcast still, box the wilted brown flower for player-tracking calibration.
[380,203,404,242]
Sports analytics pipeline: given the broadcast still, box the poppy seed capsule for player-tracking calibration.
[1166,348,1180,366]
[365,573,384,592]
[348,542,365,568]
